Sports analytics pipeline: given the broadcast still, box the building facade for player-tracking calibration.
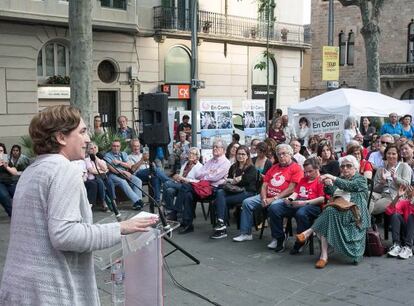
[0,0,309,145]
[310,0,414,100]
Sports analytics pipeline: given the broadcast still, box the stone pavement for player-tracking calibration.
[1,204,414,306]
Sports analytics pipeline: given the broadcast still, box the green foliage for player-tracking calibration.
[90,129,129,154]
[254,51,275,70]
[46,75,70,85]
[19,135,36,158]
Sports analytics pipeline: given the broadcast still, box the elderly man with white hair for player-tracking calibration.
[368,133,394,170]
[233,144,303,252]
[296,155,370,269]
[380,113,403,136]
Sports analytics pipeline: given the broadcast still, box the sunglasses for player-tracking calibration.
[381,141,391,145]
[340,164,353,169]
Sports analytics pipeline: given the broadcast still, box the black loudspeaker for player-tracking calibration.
[139,93,170,146]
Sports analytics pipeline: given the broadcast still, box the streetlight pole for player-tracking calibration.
[190,0,198,146]
[327,0,336,91]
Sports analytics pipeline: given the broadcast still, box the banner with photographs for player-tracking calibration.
[200,100,233,162]
[242,99,266,145]
[296,114,345,151]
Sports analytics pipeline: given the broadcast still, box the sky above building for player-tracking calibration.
[303,0,311,24]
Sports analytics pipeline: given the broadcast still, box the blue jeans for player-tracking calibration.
[134,168,170,202]
[162,180,183,212]
[0,182,15,217]
[268,201,321,239]
[108,173,142,204]
[215,189,255,223]
[239,194,284,235]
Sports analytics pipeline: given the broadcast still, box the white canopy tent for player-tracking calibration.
[288,88,414,118]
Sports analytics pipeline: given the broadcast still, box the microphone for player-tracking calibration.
[97,152,170,230]
[92,153,121,220]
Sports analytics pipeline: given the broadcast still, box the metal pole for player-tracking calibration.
[327,0,335,90]
[266,2,270,133]
[190,0,198,146]
[328,0,334,46]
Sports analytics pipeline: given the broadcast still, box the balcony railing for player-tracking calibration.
[380,63,414,77]
[153,6,311,45]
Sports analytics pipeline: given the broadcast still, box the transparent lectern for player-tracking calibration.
[94,211,180,306]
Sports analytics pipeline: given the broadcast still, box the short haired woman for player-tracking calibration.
[347,144,373,179]
[0,105,158,305]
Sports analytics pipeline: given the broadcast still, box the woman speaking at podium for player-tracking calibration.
[0,105,158,306]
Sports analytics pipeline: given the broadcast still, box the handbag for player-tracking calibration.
[191,180,213,199]
[223,183,245,194]
[324,196,362,229]
[364,223,386,257]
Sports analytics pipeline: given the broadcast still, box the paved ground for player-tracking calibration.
[1,201,414,306]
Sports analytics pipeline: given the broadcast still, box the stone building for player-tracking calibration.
[310,0,414,100]
[0,0,309,145]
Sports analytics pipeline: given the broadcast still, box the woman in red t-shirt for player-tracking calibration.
[385,185,414,259]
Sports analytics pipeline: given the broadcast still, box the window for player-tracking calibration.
[339,31,346,66]
[338,30,354,67]
[98,60,118,83]
[408,19,414,63]
[165,46,191,83]
[252,53,276,85]
[37,42,69,78]
[401,88,414,101]
[347,30,354,65]
[100,0,126,10]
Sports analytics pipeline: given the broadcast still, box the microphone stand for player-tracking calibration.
[97,152,200,264]
[90,154,121,221]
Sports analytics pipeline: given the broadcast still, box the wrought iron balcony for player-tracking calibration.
[153,6,311,46]
[380,62,414,78]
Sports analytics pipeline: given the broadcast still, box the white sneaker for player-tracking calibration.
[233,234,253,242]
[267,239,278,249]
[387,243,402,257]
[398,246,413,260]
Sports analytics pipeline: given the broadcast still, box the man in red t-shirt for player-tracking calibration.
[233,144,303,250]
[268,157,325,254]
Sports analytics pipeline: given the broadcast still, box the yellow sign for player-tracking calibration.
[322,46,339,81]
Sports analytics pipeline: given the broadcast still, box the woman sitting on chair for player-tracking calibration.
[370,144,412,216]
[210,145,258,239]
[296,155,370,268]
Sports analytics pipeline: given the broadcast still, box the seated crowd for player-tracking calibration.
[3,111,414,269]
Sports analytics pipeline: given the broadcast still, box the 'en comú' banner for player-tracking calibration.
[242,99,266,145]
[300,114,345,151]
[200,100,233,162]
[322,46,339,81]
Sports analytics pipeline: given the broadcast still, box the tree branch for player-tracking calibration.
[337,0,360,7]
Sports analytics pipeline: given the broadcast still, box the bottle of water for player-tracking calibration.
[111,259,125,305]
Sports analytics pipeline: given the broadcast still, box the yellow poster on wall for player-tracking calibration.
[322,46,339,81]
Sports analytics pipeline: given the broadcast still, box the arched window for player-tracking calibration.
[347,30,355,66]
[252,53,276,85]
[401,88,414,101]
[339,31,346,66]
[408,19,414,63]
[37,41,69,77]
[165,46,191,83]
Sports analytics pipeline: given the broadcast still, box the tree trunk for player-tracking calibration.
[361,22,381,92]
[69,0,93,125]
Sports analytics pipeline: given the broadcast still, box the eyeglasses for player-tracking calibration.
[213,145,223,149]
[340,164,353,169]
[277,152,290,157]
[381,141,391,145]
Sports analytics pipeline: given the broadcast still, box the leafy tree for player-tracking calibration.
[338,0,385,92]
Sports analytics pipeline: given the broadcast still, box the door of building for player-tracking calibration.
[252,85,277,120]
[98,91,117,131]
